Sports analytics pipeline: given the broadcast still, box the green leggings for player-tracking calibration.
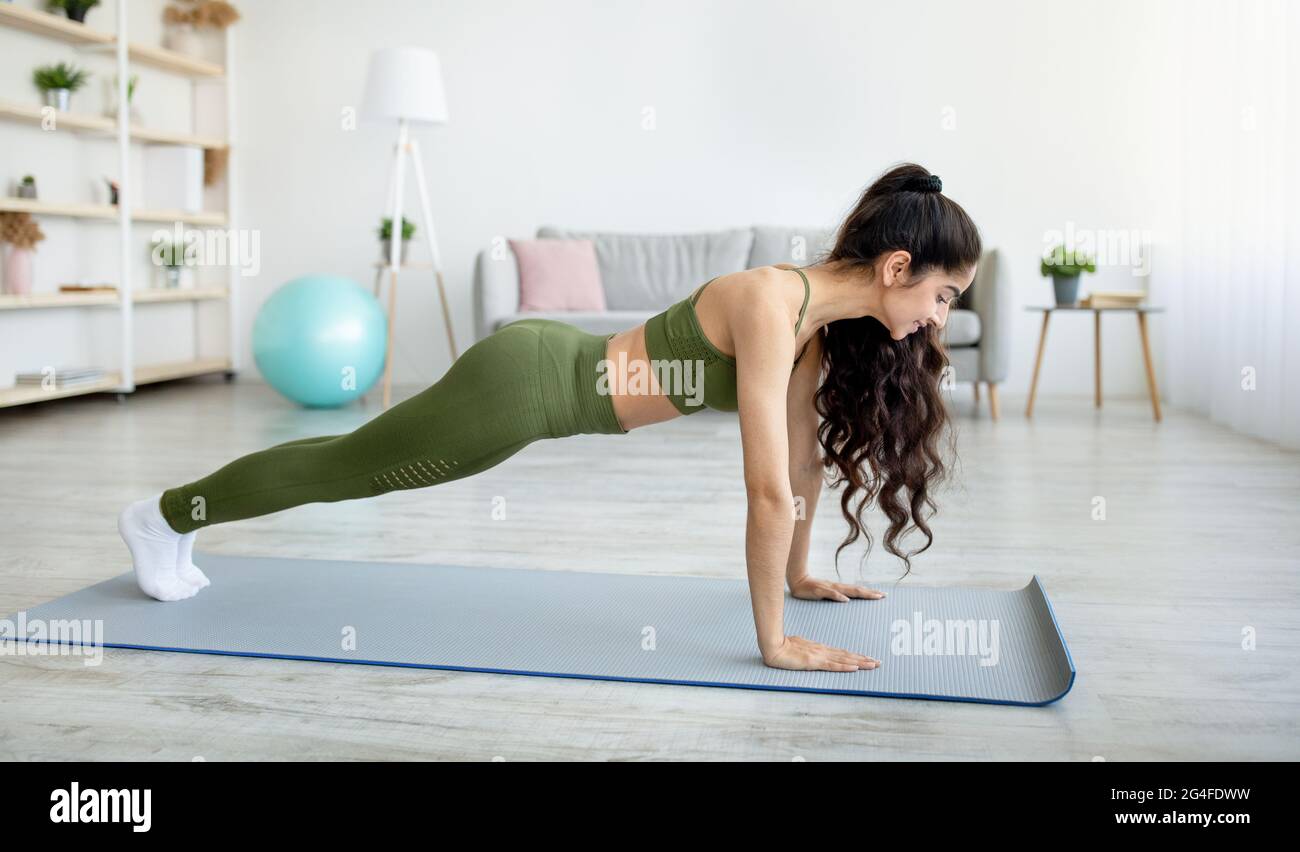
[159,319,628,534]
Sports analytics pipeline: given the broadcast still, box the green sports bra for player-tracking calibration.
[641,267,812,415]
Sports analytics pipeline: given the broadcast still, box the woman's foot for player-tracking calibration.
[175,530,210,589]
[117,493,202,602]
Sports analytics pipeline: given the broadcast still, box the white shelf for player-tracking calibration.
[0,287,230,311]
[116,42,225,79]
[0,4,226,78]
[0,197,228,226]
[0,374,120,408]
[0,358,232,409]
[0,3,113,45]
[0,99,229,149]
[134,356,232,384]
[0,2,241,408]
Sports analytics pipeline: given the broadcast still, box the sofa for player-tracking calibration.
[472,225,1010,417]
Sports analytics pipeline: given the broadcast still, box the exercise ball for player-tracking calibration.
[252,274,387,408]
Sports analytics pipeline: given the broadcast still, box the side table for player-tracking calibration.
[1024,305,1164,421]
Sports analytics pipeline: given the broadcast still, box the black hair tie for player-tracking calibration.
[904,174,943,194]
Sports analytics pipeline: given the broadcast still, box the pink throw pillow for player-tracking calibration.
[509,238,606,312]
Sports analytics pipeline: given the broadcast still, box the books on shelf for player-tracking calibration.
[14,366,106,387]
[1081,290,1146,308]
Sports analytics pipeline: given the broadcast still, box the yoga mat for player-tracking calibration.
[2,552,1075,706]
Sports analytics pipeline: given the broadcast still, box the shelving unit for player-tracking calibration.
[0,1,240,408]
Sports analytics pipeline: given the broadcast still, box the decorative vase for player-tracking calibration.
[103,79,143,124]
[1052,273,1081,306]
[164,23,199,55]
[380,239,410,266]
[3,246,35,296]
[164,267,182,289]
[43,88,70,112]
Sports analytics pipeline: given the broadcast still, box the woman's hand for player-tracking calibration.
[762,635,879,672]
[788,575,886,602]
[761,576,886,671]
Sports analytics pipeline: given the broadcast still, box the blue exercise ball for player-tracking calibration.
[252,274,387,408]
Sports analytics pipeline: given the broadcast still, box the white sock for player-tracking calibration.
[175,530,210,588]
[117,492,201,602]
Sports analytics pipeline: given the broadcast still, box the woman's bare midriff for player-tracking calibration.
[603,325,684,433]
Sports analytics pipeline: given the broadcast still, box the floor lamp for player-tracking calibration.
[362,46,457,410]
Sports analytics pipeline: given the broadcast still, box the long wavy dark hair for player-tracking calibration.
[808,163,982,582]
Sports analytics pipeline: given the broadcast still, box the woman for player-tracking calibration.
[118,162,981,674]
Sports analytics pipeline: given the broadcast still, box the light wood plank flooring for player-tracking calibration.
[2,378,1297,760]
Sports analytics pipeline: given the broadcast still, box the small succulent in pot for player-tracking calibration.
[32,62,91,112]
[45,0,101,24]
[17,175,38,200]
[378,217,416,265]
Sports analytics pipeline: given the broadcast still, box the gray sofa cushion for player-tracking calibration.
[536,225,754,311]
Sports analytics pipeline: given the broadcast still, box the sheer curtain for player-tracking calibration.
[1166,0,1300,450]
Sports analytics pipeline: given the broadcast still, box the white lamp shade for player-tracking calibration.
[361,46,449,125]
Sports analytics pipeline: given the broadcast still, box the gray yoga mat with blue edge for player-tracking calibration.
[2,552,1075,706]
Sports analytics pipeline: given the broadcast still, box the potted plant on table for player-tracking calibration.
[378,217,416,265]
[1040,244,1096,306]
[32,62,91,112]
[0,212,46,296]
[17,175,38,200]
[45,0,100,24]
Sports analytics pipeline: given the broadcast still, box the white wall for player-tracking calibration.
[235,0,1189,394]
[3,0,1191,398]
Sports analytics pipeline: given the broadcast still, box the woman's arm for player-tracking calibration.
[733,288,878,672]
[781,330,886,605]
[732,294,800,660]
[783,329,824,585]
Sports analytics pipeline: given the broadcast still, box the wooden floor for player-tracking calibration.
[2,377,1297,761]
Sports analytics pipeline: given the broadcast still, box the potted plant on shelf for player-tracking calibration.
[1040,243,1096,306]
[0,212,46,296]
[162,1,241,56]
[32,62,91,112]
[45,0,100,24]
[151,231,194,289]
[378,217,416,265]
[17,175,38,200]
